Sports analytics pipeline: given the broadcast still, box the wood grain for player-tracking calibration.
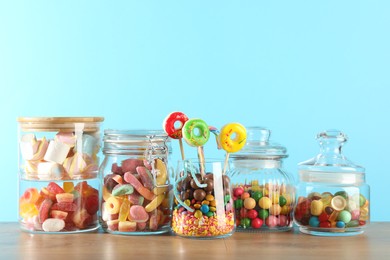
[1,222,389,259]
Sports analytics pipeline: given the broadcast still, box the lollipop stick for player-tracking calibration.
[222,152,230,175]
[197,146,206,178]
[179,138,185,160]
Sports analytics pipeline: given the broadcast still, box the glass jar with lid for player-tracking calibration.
[294,130,369,236]
[17,117,104,233]
[99,130,173,235]
[229,127,295,232]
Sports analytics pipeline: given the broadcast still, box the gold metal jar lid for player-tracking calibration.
[17,117,104,132]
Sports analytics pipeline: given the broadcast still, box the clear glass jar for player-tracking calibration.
[99,130,172,235]
[229,127,295,232]
[17,117,104,233]
[172,159,235,239]
[294,130,370,236]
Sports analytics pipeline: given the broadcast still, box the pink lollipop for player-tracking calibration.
[163,112,189,160]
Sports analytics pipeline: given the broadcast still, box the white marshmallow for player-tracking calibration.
[20,134,38,160]
[37,162,65,180]
[44,140,70,164]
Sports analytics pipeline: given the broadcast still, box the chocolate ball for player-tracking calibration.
[190,174,203,189]
[204,178,214,192]
[193,189,206,201]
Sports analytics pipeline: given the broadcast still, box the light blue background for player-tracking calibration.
[0,1,389,221]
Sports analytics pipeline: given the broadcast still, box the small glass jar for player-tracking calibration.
[17,117,104,233]
[229,127,295,232]
[172,159,235,239]
[99,130,172,235]
[294,130,370,236]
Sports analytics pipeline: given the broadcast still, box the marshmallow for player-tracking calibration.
[78,134,98,156]
[37,162,65,180]
[63,153,87,177]
[55,132,76,147]
[44,140,70,164]
[20,134,38,160]
[30,137,49,161]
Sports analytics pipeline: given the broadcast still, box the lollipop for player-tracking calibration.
[219,123,247,174]
[209,125,221,149]
[182,118,210,177]
[163,112,189,160]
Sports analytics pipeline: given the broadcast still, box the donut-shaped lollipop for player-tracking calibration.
[182,119,210,147]
[163,112,189,139]
[219,123,247,153]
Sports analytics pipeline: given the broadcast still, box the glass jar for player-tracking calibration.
[229,127,295,232]
[17,117,104,233]
[99,130,172,235]
[294,130,370,236]
[172,159,235,239]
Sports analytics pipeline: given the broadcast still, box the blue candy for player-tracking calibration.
[309,216,320,227]
[200,204,210,214]
[336,221,346,228]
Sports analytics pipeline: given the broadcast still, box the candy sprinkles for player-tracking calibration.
[164,111,247,239]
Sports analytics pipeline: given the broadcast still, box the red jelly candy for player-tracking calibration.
[85,194,99,215]
[319,221,331,228]
[47,182,65,195]
[319,212,329,222]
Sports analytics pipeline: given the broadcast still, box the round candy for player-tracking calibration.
[200,204,209,214]
[337,210,352,223]
[309,216,320,227]
[244,197,256,210]
[259,197,272,209]
[182,119,210,146]
[163,112,189,139]
[233,187,244,197]
[219,123,247,153]
[258,209,269,219]
[247,209,258,219]
[234,198,243,209]
[331,195,347,211]
[252,191,263,202]
[251,218,263,229]
[241,217,251,228]
[336,221,345,228]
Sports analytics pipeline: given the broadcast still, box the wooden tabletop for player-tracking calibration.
[1,222,389,259]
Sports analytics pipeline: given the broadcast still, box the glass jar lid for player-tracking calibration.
[17,117,104,132]
[299,130,365,173]
[103,129,171,155]
[230,127,287,159]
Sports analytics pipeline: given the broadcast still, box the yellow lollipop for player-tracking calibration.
[219,123,247,153]
[219,123,247,174]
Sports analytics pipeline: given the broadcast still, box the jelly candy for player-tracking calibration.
[136,166,154,190]
[38,199,53,223]
[119,200,130,222]
[42,218,65,232]
[112,184,134,196]
[56,193,74,203]
[105,197,121,214]
[121,159,144,173]
[124,172,155,201]
[129,205,149,222]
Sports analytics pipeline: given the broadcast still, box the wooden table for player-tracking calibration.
[1,222,389,259]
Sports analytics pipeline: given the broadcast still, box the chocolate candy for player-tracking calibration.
[193,189,206,201]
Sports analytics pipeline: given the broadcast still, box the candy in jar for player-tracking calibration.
[171,159,235,238]
[18,117,104,233]
[229,127,295,232]
[99,130,173,235]
[294,130,370,236]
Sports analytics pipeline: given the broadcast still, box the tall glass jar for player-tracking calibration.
[172,159,235,239]
[99,130,172,235]
[17,117,104,233]
[229,127,295,232]
[294,130,370,236]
